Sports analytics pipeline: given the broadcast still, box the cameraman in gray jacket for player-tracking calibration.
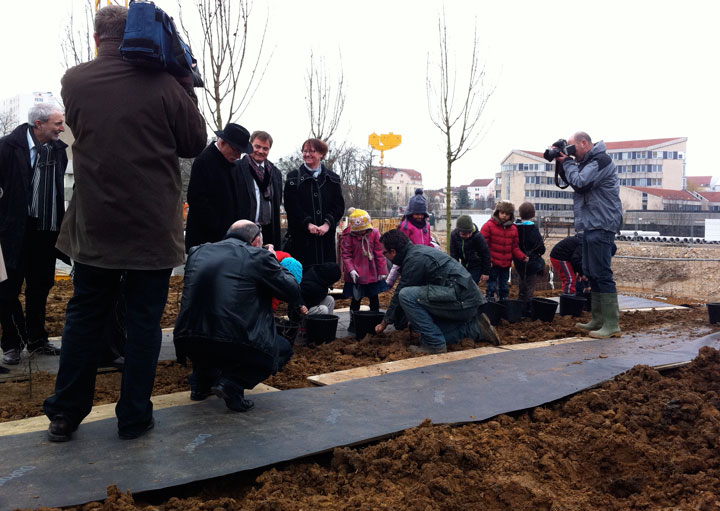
[555,131,622,339]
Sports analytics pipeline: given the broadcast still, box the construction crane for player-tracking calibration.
[368,132,401,165]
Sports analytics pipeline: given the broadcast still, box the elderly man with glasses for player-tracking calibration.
[174,219,300,412]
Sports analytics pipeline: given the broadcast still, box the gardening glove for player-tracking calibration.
[350,270,359,283]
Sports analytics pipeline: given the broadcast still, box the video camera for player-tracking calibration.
[120,0,204,88]
[543,139,577,189]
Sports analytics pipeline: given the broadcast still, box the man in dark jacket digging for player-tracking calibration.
[174,220,300,412]
[375,229,499,353]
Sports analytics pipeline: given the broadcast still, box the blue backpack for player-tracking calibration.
[119,0,202,86]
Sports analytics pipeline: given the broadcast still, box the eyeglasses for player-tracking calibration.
[251,223,262,243]
[302,149,318,154]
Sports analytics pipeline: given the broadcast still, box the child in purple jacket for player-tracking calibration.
[341,208,388,333]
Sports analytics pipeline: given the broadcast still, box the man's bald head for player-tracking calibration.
[227,220,262,246]
[568,131,593,161]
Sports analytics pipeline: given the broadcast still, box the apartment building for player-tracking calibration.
[376,166,423,210]
[495,137,687,217]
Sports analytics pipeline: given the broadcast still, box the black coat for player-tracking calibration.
[513,220,546,276]
[283,165,344,267]
[173,233,300,370]
[184,143,239,252]
[0,124,68,269]
[300,262,341,307]
[235,155,283,248]
[449,225,491,275]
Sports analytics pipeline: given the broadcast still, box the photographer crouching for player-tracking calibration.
[545,132,622,338]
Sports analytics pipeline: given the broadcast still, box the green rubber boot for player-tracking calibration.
[589,293,622,338]
[576,292,602,331]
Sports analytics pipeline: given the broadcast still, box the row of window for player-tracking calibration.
[501,163,553,172]
[619,178,662,186]
[525,189,573,199]
[525,176,556,185]
[616,164,663,173]
[664,204,702,211]
[536,203,573,211]
[609,150,683,160]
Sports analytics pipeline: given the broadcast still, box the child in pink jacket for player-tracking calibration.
[341,208,388,333]
[386,188,435,286]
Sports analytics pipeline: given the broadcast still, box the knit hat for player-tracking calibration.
[495,200,515,216]
[347,207,372,232]
[280,257,303,284]
[456,215,473,232]
[406,188,428,216]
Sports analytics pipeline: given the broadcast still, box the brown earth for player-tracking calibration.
[5,240,720,510]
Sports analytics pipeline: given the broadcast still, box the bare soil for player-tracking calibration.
[5,240,720,510]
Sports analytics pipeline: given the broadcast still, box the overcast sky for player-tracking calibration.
[1,0,717,189]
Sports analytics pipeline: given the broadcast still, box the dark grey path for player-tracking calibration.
[1,330,718,510]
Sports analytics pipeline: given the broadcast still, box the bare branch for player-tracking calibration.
[60,0,94,70]
[177,0,273,131]
[0,108,16,136]
[426,10,495,249]
[305,50,345,143]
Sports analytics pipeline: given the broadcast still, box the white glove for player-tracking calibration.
[350,270,359,283]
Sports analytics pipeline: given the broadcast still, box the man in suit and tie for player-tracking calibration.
[235,131,283,248]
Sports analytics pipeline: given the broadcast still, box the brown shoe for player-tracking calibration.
[48,415,76,442]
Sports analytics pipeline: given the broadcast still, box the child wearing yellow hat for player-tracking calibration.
[340,208,388,333]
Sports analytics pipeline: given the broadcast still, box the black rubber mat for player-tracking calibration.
[1,331,718,510]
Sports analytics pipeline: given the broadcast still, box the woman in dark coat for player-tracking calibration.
[283,138,344,267]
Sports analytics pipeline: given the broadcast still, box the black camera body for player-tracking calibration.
[543,139,577,189]
[543,139,576,162]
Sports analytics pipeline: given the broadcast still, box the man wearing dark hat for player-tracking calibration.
[185,123,254,250]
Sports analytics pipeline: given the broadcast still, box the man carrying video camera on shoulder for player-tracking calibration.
[549,132,623,339]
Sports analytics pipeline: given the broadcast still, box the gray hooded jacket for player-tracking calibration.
[562,141,623,233]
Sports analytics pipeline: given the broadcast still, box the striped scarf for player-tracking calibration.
[29,143,58,231]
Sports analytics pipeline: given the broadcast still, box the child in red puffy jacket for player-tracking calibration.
[480,200,528,302]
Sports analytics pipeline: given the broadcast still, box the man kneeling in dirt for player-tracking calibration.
[375,229,499,354]
[174,220,300,411]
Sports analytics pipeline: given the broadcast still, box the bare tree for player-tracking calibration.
[60,0,94,69]
[0,109,16,136]
[426,11,494,249]
[305,50,345,142]
[330,145,381,210]
[177,0,272,131]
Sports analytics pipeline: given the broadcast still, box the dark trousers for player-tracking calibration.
[0,218,58,352]
[582,229,617,294]
[486,266,510,302]
[517,273,538,302]
[43,262,171,435]
[350,295,380,312]
[182,336,293,392]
